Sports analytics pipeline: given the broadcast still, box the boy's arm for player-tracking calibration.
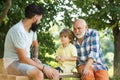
[60,56,77,62]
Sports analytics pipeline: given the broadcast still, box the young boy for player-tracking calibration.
[56,29,77,73]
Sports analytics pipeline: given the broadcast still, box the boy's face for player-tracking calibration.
[60,35,71,45]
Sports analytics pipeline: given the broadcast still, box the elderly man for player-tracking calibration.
[73,19,109,80]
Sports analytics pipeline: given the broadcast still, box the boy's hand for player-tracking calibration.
[56,56,61,61]
[60,57,66,62]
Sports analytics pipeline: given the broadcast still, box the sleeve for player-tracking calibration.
[11,31,26,49]
[32,32,37,41]
[88,30,100,62]
[71,45,77,57]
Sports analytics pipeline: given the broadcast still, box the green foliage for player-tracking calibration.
[73,0,120,30]
[111,77,120,80]
[101,38,114,68]
[37,31,56,63]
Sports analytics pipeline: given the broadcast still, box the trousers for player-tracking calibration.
[77,64,109,80]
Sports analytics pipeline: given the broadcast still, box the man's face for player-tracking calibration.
[30,15,42,32]
[35,15,42,24]
[73,21,86,39]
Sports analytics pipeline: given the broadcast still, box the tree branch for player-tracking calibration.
[93,3,101,10]
[0,0,12,24]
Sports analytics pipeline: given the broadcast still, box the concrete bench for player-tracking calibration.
[0,73,79,80]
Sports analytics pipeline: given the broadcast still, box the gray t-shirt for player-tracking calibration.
[4,20,37,62]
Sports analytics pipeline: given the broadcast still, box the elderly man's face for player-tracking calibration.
[73,20,87,39]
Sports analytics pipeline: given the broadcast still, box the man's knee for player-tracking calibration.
[77,64,94,80]
[54,69,59,75]
[95,70,109,80]
[77,64,93,74]
[51,68,59,79]
[28,68,44,79]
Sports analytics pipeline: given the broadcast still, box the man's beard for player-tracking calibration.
[30,22,39,32]
[75,30,86,39]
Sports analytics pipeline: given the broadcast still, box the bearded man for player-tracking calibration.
[73,19,109,80]
[4,3,59,80]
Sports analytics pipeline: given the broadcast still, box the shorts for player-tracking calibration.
[7,60,36,76]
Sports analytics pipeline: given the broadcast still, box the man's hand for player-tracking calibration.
[32,58,42,64]
[82,58,93,76]
[82,64,90,76]
[42,66,55,79]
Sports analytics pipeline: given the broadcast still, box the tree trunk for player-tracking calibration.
[0,0,12,58]
[113,24,120,77]
[0,0,12,23]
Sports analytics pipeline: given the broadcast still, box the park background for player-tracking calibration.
[0,0,120,80]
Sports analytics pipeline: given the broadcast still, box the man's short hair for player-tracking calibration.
[25,3,45,18]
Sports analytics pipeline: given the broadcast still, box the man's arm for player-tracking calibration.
[32,40,39,59]
[16,48,44,71]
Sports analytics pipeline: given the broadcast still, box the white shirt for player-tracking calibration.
[4,20,37,68]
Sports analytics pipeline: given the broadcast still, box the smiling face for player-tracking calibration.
[73,19,88,39]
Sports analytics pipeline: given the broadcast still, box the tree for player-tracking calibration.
[73,0,120,77]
